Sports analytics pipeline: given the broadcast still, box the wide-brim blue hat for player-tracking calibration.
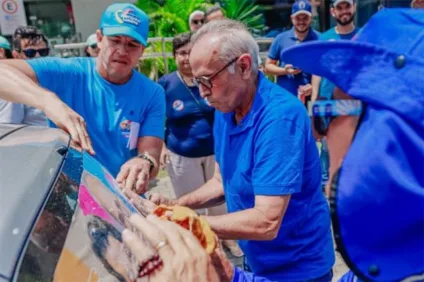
[282,9,424,281]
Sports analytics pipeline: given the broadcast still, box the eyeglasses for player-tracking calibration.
[90,44,98,49]
[192,19,204,25]
[308,99,362,135]
[192,57,239,90]
[20,48,50,58]
[175,50,190,57]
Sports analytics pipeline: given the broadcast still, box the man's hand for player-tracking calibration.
[149,193,177,206]
[160,147,170,169]
[284,64,302,75]
[117,157,151,194]
[299,84,313,97]
[44,98,95,155]
[124,189,157,216]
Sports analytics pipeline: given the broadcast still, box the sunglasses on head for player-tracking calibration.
[192,56,239,90]
[192,19,204,25]
[21,48,50,58]
[308,98,362,135]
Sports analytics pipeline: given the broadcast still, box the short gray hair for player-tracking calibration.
[189,10,205,23]
[191,19,259,74]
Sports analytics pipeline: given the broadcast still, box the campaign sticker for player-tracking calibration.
[172,100,184,111]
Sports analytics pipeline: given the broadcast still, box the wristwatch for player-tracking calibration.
[137,152,156,173]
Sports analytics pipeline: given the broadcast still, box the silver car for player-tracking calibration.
[0,124,144,282]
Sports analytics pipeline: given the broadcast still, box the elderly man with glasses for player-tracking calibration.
[150,19,335,282]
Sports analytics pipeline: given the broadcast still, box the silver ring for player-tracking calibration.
[155,241,168,251]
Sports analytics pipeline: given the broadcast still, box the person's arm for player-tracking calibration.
[204,110,307,240]
[177,162,226,209]
[205,195,289,240]
[264,37,301,76]
[0,60,94,153]
[117,86,166,193]
[0,60,47,109]
[264,58,290,76]
[311,75,321,102]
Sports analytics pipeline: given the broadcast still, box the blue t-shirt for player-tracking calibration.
[214,72,335,281]
[28,57,165,177]
[158,72,214,158]
[318,27,360,99]
[268,28,320,95]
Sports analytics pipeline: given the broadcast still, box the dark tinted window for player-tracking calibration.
[17,154,81,282]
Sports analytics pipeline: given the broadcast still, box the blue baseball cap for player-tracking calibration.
[0,36,10,50]
[282,9,424,281]
[100,3,149,46]
[291,0,312,17]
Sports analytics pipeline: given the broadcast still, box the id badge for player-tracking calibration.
[127,121,140,150]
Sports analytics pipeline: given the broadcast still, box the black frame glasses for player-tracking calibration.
[191,19,204,25]
[192,56,239,90]
[20,48,50,58]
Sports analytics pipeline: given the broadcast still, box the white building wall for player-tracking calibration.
[70,0,136,42]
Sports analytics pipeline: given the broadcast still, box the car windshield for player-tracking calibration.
[17,150,151,282]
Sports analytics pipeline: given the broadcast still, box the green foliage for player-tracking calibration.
[135,0,267,80]
[219,0,267,36]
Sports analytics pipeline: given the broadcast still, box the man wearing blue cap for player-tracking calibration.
[282,8,424,282]
[264,0,320,99]
[311,0,360,192]
[0,3,165,194]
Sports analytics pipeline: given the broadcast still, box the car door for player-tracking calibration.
[13,149,150,282]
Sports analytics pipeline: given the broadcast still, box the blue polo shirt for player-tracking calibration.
[268,28,320,95]
[28,57,165,177]
[214,72,334,281]
[318,27,360,99]
[158,72,214,158]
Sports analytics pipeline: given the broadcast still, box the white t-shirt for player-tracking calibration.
[0,99,47,126]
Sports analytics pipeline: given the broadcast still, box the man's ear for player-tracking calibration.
[239,54,253,79]
[96,29,103,47]
[330,7,336,18]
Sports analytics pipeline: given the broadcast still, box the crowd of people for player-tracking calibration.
[0,1,423,282]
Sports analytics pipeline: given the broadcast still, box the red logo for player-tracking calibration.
[2,0,18,15]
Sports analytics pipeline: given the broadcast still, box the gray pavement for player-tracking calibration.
[147,176,349,281]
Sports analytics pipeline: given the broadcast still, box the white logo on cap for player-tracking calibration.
[115,8,141,26]
[299,1,306,9]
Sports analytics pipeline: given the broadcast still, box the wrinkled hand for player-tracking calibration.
[44,99,95,155]
[124,188,157,217]
[160,148,170,169]
[122,214,220,282]
[117,157,151,194]
[149,193,177,206]
[284,64,302,75]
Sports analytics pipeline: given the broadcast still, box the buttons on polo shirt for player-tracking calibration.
[394,55,406,69]
[368,264,380,276]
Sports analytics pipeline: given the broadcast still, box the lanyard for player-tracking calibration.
[176,71,207,112]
